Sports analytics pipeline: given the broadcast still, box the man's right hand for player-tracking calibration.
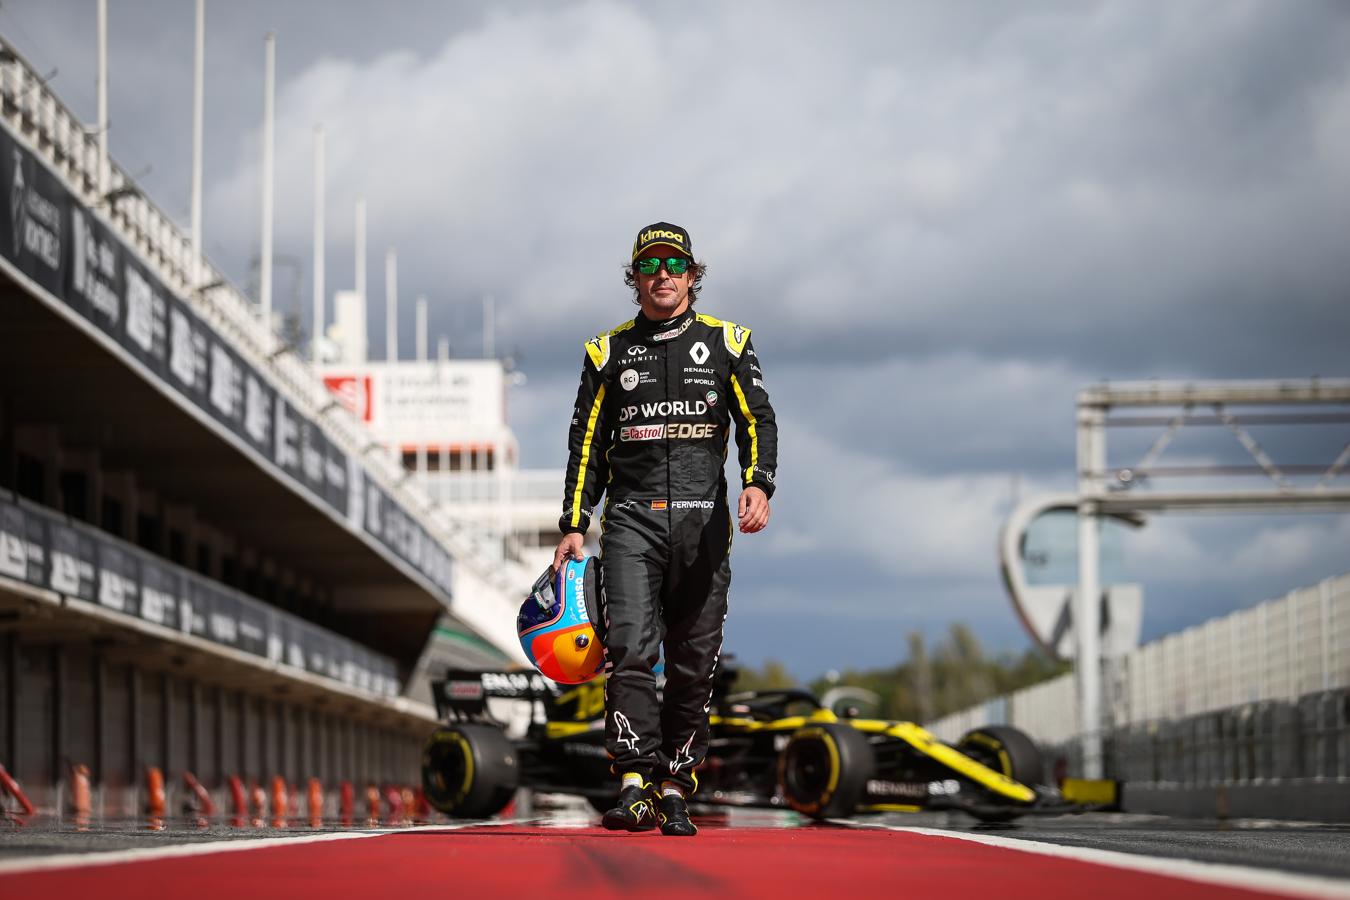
[553,532,586,572]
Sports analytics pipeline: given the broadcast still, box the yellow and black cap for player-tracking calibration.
[631,222,693,263]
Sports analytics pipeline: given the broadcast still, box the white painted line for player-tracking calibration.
[834,822,1350,900]
[0,820,523,877]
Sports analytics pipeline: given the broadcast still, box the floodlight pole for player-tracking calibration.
[385,248,398,362]
[416,294,428,480]
[259,32,276,333]
[416,295,428,362]
[96,0,108,199]
[483,295,495,359]
[312,124,325,362]
[354,196,366,308]
[190,0,204,286]
[1075,402,1106,778]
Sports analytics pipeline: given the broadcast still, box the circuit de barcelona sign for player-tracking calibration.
[0,118,453,603]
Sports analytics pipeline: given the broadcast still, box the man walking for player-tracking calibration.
[554,222,777,836]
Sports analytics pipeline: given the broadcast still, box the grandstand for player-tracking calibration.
[0,34,528,816]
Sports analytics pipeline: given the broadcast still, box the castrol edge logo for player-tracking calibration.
[620,422,717,441]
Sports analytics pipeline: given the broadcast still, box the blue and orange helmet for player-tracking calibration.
[518,558,605,685]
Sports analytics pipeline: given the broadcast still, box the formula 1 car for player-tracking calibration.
[421,665,1064,823]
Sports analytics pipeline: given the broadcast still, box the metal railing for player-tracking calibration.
[0,37,518,608]
[424,469,562,506]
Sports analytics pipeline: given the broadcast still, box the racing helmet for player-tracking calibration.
[517,557,605,684]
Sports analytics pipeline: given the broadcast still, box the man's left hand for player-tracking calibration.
[737,486,770,534]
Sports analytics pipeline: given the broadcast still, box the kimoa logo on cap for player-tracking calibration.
[639,229,685,246]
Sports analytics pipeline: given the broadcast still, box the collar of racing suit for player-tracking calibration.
[633,307,696,342]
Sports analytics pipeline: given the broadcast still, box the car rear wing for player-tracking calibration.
[431,669,561,721]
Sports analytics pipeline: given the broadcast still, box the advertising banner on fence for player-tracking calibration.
[0,120,452,601]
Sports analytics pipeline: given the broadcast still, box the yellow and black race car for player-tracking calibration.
[422,665,1080,823]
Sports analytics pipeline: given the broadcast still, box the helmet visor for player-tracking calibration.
[518,566,563,635]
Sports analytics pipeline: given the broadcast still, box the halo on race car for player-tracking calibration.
[518,557,605,684]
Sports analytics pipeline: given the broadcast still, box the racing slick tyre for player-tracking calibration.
[422,724,519,818]
[778,722,874,819]
[956,724,1044,789]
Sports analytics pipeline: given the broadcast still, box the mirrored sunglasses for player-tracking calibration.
[635,256,691,276]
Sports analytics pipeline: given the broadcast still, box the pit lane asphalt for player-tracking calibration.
[3,808,1350,883]
[851,810,1350,882]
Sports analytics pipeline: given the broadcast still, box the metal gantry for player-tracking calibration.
[1072,379,1350,776]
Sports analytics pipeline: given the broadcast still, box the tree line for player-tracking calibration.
[730,624,1068,723]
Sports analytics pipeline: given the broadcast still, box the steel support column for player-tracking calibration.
[1076,401,1106,777]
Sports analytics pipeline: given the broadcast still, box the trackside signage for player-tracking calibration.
[0,121,452,600]
[0,492,400,695]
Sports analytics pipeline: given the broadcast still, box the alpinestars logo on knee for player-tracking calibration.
[614,711,640,752]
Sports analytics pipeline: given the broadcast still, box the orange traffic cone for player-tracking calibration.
[365,783,380,825]
[270,775,288,827]
[228,775,247,827]
[307,777,323,827]
[339,780,354,826]
[144,766,166,830]
[69,763,92,829]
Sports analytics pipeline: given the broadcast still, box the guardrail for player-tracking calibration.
[0,36,518,609]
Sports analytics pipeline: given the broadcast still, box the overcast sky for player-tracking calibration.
[10,1,1349,678]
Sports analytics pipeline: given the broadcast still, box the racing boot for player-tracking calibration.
[655,789,697,837]
[601,781,656,832]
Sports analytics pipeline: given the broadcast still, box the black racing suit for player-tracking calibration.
[559,307,777,793]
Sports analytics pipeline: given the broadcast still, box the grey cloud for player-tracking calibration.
[9,0,1348,674]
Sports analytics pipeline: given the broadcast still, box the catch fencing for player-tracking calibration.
[927,572,1350,783]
